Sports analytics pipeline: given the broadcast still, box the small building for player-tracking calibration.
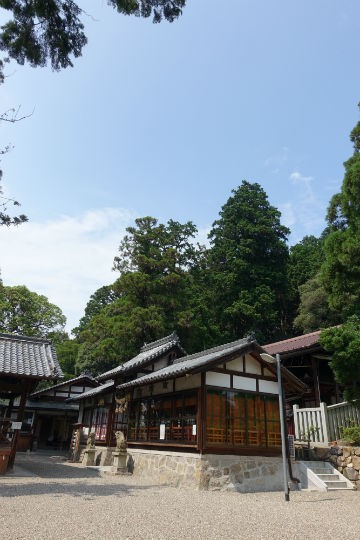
[71,332,306,491]
[0,333,63,472]
[263,330,340,407]
[17,373,100,451]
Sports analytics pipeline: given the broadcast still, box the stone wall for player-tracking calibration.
[312,445,360,490]
[127,449,285,492]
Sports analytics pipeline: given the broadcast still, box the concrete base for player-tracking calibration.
[82,449,96,467]
[110,450,131,475]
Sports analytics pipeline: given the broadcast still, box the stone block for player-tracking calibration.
[354,447,360,457]
[344,467,358,481]
[314,446,331,460]
[342,447,352,458]
[352,456,360,470]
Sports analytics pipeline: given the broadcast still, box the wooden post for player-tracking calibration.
[293,404,300,440]
[8,388,27,469]
[198,372,206,453]
[319,402,329,444]
[105,400,115,447]
[311,356,321,406]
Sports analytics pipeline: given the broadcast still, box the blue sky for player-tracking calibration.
[1,1,360,332]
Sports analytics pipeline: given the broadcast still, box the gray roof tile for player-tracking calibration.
[117,336,254,390]
[0,333,63,379]
[69,380,114,401]
[97,331,186,381]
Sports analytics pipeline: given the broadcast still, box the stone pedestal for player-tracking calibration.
[82,448,96,467]
[111,451,130,475]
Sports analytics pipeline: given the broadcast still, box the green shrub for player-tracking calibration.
[340,425,360,445]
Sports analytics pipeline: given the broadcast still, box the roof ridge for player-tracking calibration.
[0,332,52,344]
[140,331,179,352]
[31,373,98,396]
[174,335,253,365]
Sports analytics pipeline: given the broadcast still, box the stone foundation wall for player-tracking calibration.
[312,445,360,490]
[127,449,285,492]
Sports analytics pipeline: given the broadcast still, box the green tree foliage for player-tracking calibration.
[0,283,66,337]
[319,316,360,406]
[293,274,340,333]
[206,181,290,343]
[55,338,80,379]
[288,235,324,296]
[76,216,204,374]
[0,1,185,79]
[72,284,117,337]
[322,106,360,316]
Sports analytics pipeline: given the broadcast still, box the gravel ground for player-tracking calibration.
[0,452,359,540]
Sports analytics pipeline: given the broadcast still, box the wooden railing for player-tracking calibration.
[293,401,360,444]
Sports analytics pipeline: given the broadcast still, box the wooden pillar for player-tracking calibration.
[197,372,206,453]
[105,399,115,447]
[8,387,27,469]
[5,397,14,419]
[311,356,321,406]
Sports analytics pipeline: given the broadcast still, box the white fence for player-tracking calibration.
[293,401,360,444]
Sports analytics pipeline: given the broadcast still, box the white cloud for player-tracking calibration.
[289,171,316,203]
[0,208,136,334]
[264,147,289,173]
[285,171,326,243]
[278,202,296,229]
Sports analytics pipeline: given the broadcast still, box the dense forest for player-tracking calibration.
[1,110,360,402]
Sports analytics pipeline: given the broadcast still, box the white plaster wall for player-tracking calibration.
[206,372,231,388]
[245,354,262,375]
[152,381,172,395]
[258,380,279,394]
[225,356,244,371]
[175,373,201,391]
[154,357,168,371]
[233,375,256,391]
[71,385,86,392]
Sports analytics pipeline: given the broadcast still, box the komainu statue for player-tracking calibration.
[115,430,127,453]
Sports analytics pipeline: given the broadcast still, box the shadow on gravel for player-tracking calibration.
[0,481,158,499]
[11,457,103,479]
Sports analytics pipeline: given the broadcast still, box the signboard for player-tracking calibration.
[11,422,22,430]
[192,424,197,436]
[288,434,295,460]
[159,424,166,440]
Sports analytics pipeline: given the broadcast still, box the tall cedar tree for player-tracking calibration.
[0,1,185,79]
[322,106,360,316]
[76,217,204,374]
[320,316,360,406]
[207,181,290,343]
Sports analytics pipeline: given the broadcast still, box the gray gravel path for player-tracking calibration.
[0,452,359,540]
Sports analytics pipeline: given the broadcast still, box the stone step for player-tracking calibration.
[324,481,348,489]
[317,474,340,482]
[309,468,332,474]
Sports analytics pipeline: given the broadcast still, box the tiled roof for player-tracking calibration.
[117,336,255,390]
[97,331,186,381]
[0,333,63,379]
[68,380,114,401]
[30,372,98,397]
[263,331,322,356]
